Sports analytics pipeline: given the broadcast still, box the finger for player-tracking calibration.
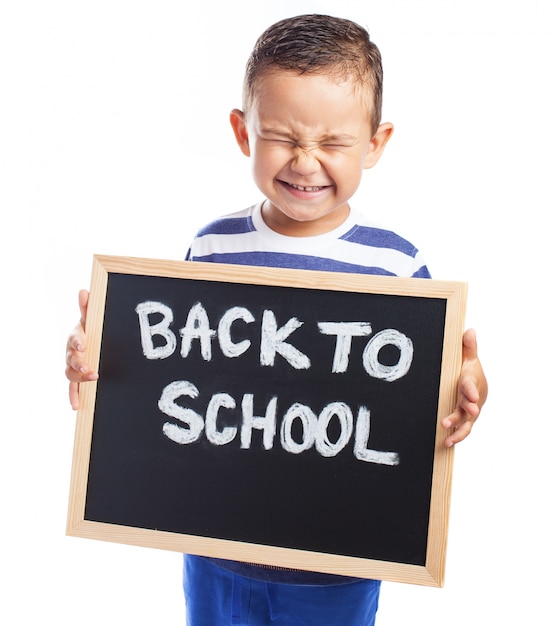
[441,401,478,446]
[67,327,86,354]
[65,347,88,379]
[441,408,460,431]
[460,378,481,405]
[65,350,98,381]
[442,396,480,430]
[444,419,474,447]
[69,381,80,410]
[78,289,89,327]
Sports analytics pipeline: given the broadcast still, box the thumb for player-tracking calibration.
[462,328,478,362]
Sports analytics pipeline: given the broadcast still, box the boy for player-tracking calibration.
[66,14,487,625]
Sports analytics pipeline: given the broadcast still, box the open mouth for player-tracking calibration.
[283,181,327,193]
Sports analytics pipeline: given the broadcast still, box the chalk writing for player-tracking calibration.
[136,301,412,379]
[136,301,413,465]
[136,300,414,466]
[158,384,400,466]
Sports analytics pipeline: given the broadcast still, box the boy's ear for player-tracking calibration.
[364,122,394,169]
[230,108,251,156]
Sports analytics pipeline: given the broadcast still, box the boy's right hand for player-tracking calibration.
[65,289,98,410]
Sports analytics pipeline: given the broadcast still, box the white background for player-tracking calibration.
[2,1,557,623]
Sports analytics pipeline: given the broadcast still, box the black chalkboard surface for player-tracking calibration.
[67,255,467,587]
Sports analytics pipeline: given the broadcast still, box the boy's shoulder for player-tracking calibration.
[343,212,421,258]
[194,207,254,238]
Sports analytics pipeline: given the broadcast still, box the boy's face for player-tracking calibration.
[231,70,393,236]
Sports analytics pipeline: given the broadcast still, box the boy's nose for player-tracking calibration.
[291,147,320,175]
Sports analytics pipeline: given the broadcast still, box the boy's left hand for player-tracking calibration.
[442,328,488,447]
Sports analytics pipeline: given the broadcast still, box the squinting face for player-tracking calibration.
[231,70,392,236]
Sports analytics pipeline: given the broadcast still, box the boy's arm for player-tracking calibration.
[442,328,488,447]
[65,289,98,410]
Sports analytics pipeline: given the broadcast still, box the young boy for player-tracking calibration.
[66,14,487,625]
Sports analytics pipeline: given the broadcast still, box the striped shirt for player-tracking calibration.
[186,202,431,279]
[185,201,430,585]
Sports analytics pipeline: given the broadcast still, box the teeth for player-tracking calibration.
[289,183,323,192]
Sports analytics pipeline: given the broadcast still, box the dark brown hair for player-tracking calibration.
[243,14,384,132]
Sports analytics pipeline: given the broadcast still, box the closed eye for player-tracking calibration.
[261,137,297,147]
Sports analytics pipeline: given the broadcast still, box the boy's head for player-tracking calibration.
[231,14,393,237]
[243,14,384,134]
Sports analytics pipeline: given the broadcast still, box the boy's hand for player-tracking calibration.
[442,328,488,447]
[65,289,98,410]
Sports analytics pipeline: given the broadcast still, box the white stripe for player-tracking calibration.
[189,203,426,277]
[192,232,423,276]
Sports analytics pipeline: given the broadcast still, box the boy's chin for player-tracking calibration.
[262,201,350,236]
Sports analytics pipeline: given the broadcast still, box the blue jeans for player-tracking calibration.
[183,555,381,625]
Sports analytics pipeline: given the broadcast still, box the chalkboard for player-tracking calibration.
[67,255,467,587]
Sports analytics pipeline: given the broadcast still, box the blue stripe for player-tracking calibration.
[412,265,432,279]
[343,225,419,257]
[196,217,254,237]
[191,251,401,276]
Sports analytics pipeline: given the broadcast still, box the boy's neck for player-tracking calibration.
[261,201,351,237]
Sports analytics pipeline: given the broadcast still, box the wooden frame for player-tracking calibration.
[67,254,467,587]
